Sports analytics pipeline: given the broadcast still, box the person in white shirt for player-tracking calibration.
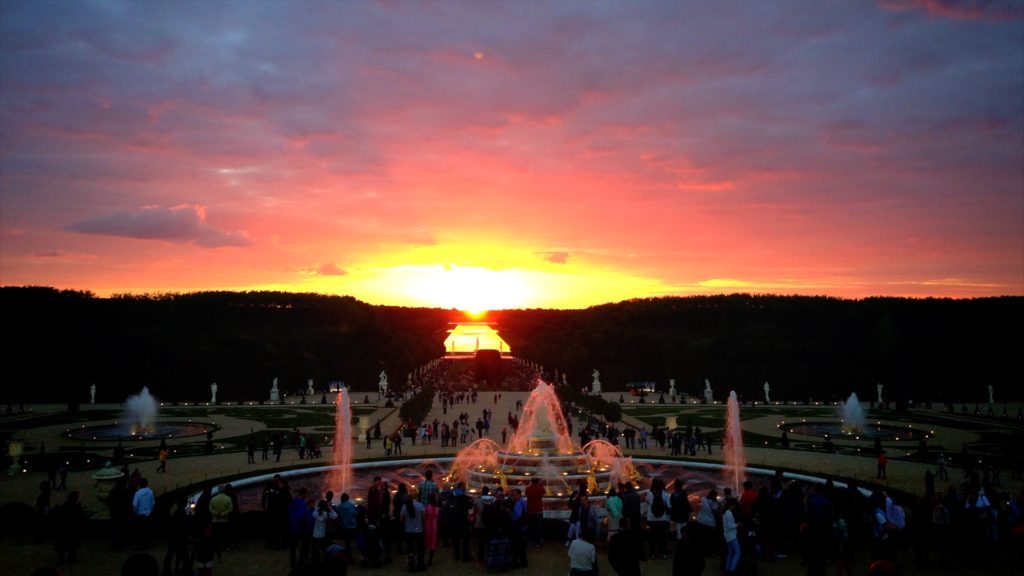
[311,499,338,560]
[567,527,597,576]
[132,477,156,547]
[133,478,155,517]
[694,488,719,551]
[401,496,426,571]
[722,499,740,574]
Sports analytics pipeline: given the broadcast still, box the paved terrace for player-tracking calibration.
[4,393,1021,514]
[3,393,1022,576]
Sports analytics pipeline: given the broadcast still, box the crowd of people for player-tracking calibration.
[21,365,1024,576]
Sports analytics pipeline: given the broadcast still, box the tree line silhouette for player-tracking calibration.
[2,287,1020,405]
[491,294,1023,405]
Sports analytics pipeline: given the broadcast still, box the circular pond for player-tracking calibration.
[64,421,214,441]
[782,421,932,441]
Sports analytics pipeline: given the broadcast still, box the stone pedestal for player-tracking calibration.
[6,441,23,476]
[92,462,124,504]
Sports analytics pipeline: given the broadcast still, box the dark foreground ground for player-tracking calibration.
[7,523,1022,576]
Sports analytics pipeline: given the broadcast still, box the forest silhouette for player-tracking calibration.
[2,287,1020,405]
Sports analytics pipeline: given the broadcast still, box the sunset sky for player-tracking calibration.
[1,1,1022,310]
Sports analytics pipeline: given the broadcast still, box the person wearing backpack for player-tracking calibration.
[449,482,473,561]
[646,478,672,559]
[669,478,693,542]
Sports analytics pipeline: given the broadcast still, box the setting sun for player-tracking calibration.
[408,265,531,314]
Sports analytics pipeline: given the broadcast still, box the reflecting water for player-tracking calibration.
[64,422,211,441]
[783,422,931,441]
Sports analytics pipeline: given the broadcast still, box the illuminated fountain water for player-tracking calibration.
[723,390,746,494]
[125,386,158,435]
[839,392,865,433]
[65,386,211,441]
[327,388,353,494]
[447,379,639,515]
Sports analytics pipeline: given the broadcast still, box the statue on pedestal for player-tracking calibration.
[591,369,602,395]
[763,381,771,403]
[876,383,884,405]
[90,384,96,404]
[210,382,218,404]
[378,371,389,397]
[669,379,677,399]
[306,379,315,395]
[703,379,713,403]
[270,378,280,403]
[988,385,994,405]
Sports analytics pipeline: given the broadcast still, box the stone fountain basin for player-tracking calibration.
[63,420,215,441]
[212,457,867,521]
[780,420,932,441]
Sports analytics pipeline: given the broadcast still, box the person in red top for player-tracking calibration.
[878,452,888,479]
[739,480,758,522]
[525,477,546,547]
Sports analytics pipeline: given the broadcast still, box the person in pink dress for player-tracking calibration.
[423,492,440,566]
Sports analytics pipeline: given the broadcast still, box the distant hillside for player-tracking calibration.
[1,287,1021,404]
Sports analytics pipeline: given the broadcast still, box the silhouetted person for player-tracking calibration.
[53,491,86,564]
[608,517,641,576]
[163,496,190,576]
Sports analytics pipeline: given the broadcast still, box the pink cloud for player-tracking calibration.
[304,262,348,276]
[68,204,251,248]
[879,0,1024,21]
[538,252,570,264]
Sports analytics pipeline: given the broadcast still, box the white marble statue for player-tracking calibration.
[988,385,994,405]
[210,382,218,404]
[90,384,96,404]
[876,383,884,405]
[562,373,568,386]
[669,379,677,398]
[591,369,602,395]
[378,370,389,396]
[306,379,315,395]
[408,373,413,388]
[270,378,280,402]
[763,381,771,403]
[704,379,713,403]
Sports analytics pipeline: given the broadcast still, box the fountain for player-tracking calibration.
[447,379,638,515]
[327,388,354,494]
[839,392,865,433]
[784,393,930,441]
[446,438,504,490]
[723,390,746,495]
[126,386,158,435]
